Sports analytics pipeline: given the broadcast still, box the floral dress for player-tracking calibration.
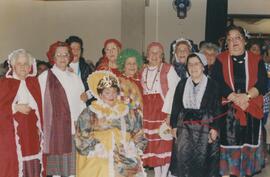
[75,100,147,177]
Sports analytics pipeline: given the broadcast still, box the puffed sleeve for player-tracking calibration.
[75,108,100,156]
[162,66,181,114]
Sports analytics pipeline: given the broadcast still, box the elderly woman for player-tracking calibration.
[96,38,122,76]
[211,25,267,177]
[75,71,147,177]
[65,36,94,105]
[199,42,219,75]
[116,48,144,113]
[170,53,221,177]
[38,41,85,177]
[141,42,180,177]
[0,49,44,177]
[171,38,192,79]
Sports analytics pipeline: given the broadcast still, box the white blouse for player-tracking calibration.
[141,63,180,114]
[39,65,86,134]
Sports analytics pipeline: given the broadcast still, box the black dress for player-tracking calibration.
[210,52,267,176]
[169,77,221,177]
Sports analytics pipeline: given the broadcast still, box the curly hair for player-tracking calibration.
[116,48,143,72]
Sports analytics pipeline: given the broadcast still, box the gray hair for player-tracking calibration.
[8,49,34,67]
[200,43,219,53]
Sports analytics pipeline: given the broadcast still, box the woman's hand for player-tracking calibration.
[233,93,249,110]
[172,128,177,139]
[208,129,218,143]
[15,104,32,114]
[80,92,88,102]
[165,114,170,126]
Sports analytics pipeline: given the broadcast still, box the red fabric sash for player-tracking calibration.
[218,51,263,126]
[96,56,121,76]
[44,70,72,154]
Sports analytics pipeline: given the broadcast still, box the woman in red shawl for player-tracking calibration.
[211,25,267,177]
[96,38,122,76]
[0,49,44,177]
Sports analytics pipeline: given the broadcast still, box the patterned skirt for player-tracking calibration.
[142,94,172,167]
[46,139,76,176]
[219,104,265,176]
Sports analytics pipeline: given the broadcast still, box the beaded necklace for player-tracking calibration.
[144,64,161,91]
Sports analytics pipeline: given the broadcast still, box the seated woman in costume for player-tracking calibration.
[170,53,221,177]
[75,71,147,177]
[0,49,44,177]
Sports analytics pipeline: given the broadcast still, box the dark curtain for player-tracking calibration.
[205,0,228,44]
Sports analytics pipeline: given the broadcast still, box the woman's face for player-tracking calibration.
[175,43,190,64]
[54,46,70,71]
[203,49,217,66]
[226,29,245,56]
[187,56,204,81]
[13,54,31,80]
[105,42,120,63]
[100,87,118,106]
[124,57,138,77]
[147,46,163,67]
[249,44,261,55]
[70,42,81,62]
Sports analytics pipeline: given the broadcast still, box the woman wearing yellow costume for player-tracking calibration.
[75,70,147,177]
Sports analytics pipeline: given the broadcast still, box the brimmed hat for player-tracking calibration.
[87,70,120,100]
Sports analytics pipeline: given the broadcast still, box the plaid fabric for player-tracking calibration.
[23,159,41,177]
[264,93,270,114]
[46,139,76,176]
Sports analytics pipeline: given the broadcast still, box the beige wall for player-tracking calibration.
[0,0,122,63]
[2,0,270,64]
[145,0,207,61]
[228,0,270,15]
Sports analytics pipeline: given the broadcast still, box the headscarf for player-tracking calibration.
[147,42,164,56]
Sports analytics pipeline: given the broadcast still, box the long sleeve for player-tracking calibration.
[170,79,186,128]
[75,108,99,156]
[127,111,147,152]
[210,59,233,98]
[254,59,268,95]
[162,66,181,114]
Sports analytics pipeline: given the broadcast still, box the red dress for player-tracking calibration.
[0,77,44,177]
[141,63,173,167]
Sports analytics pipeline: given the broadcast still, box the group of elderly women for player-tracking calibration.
[0,24,268,177]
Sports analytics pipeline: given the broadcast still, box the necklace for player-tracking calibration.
[144,64,161,91]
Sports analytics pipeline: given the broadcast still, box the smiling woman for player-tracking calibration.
[38,41,86,177]
[170,52,221,177]
[0,49,44,177]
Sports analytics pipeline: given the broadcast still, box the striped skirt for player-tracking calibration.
[46,138,76,176]
[142,94,172,167]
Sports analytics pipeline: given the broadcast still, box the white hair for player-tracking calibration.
[6,49,37,78]
[8,49,34,67]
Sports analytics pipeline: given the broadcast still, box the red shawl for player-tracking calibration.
[0,77,45,177]
[43,69,72,154]
[96,56,121,76]
[218,51,263,126]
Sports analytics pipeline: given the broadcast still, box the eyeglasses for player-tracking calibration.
[226,36,243,43]
[55,53,70,58]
